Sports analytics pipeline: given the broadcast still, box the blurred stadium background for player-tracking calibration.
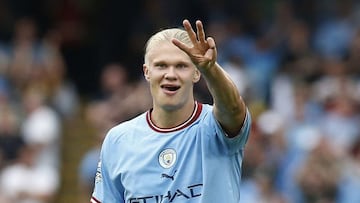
[0,0,360,202]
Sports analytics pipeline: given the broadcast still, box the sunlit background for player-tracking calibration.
[0,0,360,202]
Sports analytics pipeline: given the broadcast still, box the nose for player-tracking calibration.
[164,66,177,80]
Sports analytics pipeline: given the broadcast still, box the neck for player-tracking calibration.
[151,101,196,129]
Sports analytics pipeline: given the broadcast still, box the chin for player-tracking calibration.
[159,100,185,111]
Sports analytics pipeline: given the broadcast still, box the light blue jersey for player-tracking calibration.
[91,102,251,203]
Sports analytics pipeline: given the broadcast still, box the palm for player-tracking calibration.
[172,20,217,71]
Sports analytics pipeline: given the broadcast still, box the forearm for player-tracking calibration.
[200,63,247,137]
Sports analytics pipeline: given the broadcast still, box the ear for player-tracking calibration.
[143,64,150,81]
[193,69,201,83]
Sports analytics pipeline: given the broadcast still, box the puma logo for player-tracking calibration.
[161,170,177,181]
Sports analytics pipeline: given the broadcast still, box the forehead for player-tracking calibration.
[146,41,192,64]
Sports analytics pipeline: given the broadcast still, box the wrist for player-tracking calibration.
[198,62,218,75]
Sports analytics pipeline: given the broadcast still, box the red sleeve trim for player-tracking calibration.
[91,196,101,203]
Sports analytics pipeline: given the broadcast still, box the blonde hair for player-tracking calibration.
[144,28,191,65]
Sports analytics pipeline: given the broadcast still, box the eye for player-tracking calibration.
[155,63,167,69]
[176,63,187,69]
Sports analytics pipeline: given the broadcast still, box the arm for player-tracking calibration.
[172,19,247,137]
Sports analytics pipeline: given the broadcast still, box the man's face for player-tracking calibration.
[143,41,200,111]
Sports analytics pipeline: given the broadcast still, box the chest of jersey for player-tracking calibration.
[115,125,206,202]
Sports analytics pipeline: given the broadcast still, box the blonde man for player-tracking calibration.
[91,19,251,203]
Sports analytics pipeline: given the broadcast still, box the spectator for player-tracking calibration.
[0,143,59,203]
[20,87,61,169]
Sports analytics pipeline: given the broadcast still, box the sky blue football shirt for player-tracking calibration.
[91,102,251,203]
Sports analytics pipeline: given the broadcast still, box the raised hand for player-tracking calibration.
[172,19,217,72]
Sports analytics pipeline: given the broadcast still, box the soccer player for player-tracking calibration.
[91,19,251,203]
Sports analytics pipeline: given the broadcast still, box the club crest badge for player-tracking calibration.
[158,148,177,168]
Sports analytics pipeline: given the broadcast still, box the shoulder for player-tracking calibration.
[198,103,214,118]
[200,103,213,112]
[103,112,147,144]
[197,103,216,124]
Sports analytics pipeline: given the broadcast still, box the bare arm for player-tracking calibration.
[172,19,247,137]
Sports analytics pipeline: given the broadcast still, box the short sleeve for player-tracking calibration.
[91,131,124,203]
[227,107,252,147]
[211,107,252,154]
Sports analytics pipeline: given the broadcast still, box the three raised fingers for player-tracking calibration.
[183,19,206,44]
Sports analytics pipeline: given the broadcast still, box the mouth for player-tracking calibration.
[161,84,181,94]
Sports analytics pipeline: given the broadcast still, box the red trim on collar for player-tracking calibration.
[146,102,203,133]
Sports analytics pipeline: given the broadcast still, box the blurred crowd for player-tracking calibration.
[0,16,79,202]
[0,0,360,203]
